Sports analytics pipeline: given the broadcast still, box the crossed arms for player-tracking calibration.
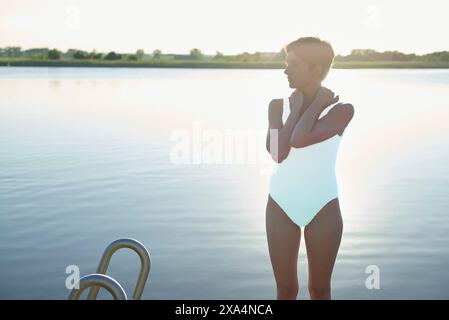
[266,88,354,163]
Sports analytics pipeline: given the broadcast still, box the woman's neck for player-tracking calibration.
[296,82,321,108]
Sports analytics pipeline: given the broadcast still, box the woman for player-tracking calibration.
[265,37,355,300]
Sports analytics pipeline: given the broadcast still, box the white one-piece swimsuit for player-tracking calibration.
[269,96,343,227]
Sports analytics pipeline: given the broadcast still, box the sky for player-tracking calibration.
[0,0,448,55]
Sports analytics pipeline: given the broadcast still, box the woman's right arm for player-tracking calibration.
[266,99,301,163]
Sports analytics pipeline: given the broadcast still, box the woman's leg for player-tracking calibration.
[304,198,343,300]
[266,195,301,299]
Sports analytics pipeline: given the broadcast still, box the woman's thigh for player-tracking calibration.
[266,195,302,289]
[304,198,343,292]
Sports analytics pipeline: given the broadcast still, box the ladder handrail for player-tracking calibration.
[68,274,127,300]
[87,238,151,300]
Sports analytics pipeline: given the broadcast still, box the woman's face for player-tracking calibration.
[284,51,315,89]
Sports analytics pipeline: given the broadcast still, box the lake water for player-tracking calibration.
[0,67,448,299]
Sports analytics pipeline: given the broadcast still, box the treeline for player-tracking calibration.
[335,49,449,62]
[0,47,147,61]
[0,46,283,62]
[1,46,448,63]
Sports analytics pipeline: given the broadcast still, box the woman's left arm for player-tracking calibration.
[289,88,354,148]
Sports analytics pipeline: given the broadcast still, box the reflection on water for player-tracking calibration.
[0,67,448,299]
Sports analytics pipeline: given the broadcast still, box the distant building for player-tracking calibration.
[22,48,49,58]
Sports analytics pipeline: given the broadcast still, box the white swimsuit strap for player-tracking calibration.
[282,97,290,124]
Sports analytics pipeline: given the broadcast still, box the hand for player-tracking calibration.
[289,90,304,113]
[314,87,339,109]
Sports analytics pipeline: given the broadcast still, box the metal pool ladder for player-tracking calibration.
[68,238,151,300]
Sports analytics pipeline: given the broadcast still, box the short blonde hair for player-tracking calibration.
[284,37,335,80]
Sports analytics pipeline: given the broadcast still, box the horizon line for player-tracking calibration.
[1,45,449,57]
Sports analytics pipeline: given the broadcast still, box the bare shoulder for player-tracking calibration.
[327,103,355,135]
[329,103,355,120]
